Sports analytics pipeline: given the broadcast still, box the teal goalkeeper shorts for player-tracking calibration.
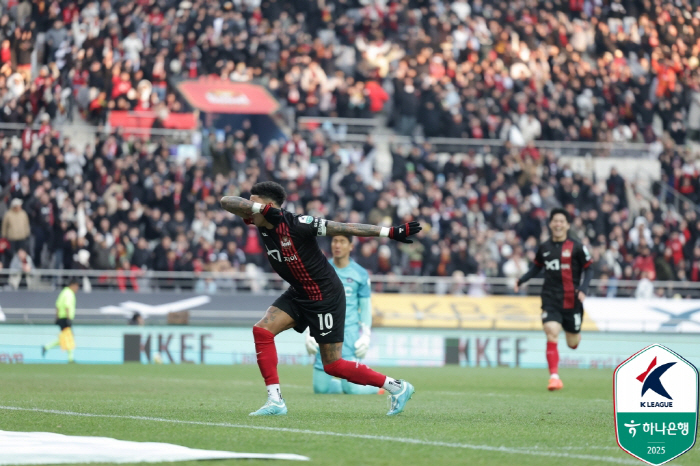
[313,326,360,371]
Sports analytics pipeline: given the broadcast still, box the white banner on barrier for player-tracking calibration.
[585,298,700,333]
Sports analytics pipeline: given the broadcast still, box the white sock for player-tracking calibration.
[266,384,282,402]
[382,377,403,395]
[550,373,560,380]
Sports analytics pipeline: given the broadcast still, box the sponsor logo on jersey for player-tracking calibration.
[299,215,313,224]
[562,249,571,258]
[283,255,298,262]
[561,263,571,270]
[280,236,292,248]
[545,259,560,270]
[265,244,281,262]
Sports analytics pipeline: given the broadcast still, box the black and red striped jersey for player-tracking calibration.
[534,238,593,310]
[258,210,343,301]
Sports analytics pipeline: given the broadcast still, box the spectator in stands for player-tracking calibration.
[2,198,30,254]
[502,245,529,294]
[635,271,655,299]
[9,246,34,289]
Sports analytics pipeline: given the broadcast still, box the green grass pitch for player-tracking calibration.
[1,364,697,466]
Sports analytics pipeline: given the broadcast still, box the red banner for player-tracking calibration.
[177,78,279,114]
[108,111,197,138]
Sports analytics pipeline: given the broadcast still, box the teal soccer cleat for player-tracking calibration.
[249,398,288,416]
[386,380,415,416]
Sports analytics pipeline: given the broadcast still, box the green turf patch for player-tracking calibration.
[1,364,697,466]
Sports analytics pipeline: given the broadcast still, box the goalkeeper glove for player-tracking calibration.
[252,203,283,226]
[354,324,371,359]
[385,221,422,243]
[305,329,319,356]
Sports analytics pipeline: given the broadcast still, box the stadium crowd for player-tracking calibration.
[0,119,697,298]
[0,0,700,296]
[0,0,700,141]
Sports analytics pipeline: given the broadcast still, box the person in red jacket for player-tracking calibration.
[632,245,656,280]
[365,80,388,114]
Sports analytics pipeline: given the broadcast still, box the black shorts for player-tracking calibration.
[56,318,72,330]
[272,287,346,344]
[541,303,584,334]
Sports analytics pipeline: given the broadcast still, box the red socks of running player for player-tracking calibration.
[253,327,279,385]
[546,341,559,376]
[254,326,387,392]
[323,359,387,387]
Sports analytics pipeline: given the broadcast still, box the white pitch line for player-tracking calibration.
[0,406,639,465]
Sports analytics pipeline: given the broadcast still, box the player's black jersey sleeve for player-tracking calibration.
[534,245,545,267]
[285,212,328,238]
[577,243,593,269]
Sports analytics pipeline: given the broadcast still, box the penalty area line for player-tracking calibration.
[0,406,637,465]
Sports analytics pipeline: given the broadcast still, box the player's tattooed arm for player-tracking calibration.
[325,220,421,243]
[325,221,382,237]
[220,196,255,218]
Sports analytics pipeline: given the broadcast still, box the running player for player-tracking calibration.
[513,208,593,391]
[305,234,382,395]
[41,277,80,363]
[221,182,419,416]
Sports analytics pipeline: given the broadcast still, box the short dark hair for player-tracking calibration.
[250,181,286,207]
[549,207,570,223]
[331,234,353,243]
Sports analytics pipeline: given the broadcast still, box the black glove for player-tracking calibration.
[388,221,422,243]
[259,203,284,226]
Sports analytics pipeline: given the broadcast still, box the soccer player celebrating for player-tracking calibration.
[220,182,419,416]
[513,208,593,391]
[305,234,382,395]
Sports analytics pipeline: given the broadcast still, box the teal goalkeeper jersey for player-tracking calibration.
[330,259,371,330]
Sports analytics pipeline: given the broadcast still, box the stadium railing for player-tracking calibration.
[295,116,656,158]
[1,119,656,158]
[0,269,693,298]
[0,122,200,153]
[297,117,380,136]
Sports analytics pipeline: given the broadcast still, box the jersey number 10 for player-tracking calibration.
[318,313,334,331]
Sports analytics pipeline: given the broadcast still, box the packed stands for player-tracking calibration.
[0,0,699,297]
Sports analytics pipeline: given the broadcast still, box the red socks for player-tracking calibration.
[323,359,386,387]
[546,341,559,376]
[253,327,279,385]
[253,326,386,389]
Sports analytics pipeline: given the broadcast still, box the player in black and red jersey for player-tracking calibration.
[514,208,593,391]
[221,182,420,416]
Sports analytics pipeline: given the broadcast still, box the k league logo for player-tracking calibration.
[614,344,698,466]
[637,357,676,401]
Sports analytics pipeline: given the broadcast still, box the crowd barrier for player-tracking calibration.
[2,290,700,333]
[2,325,698,369]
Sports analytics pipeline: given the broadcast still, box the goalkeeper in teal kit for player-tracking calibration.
[304,234,382,395]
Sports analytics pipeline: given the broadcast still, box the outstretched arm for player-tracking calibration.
[220,196,284,225]
[516,264,543,289]
[220,196,256,218]
[325,221,382,237]
[325,220,421,243]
